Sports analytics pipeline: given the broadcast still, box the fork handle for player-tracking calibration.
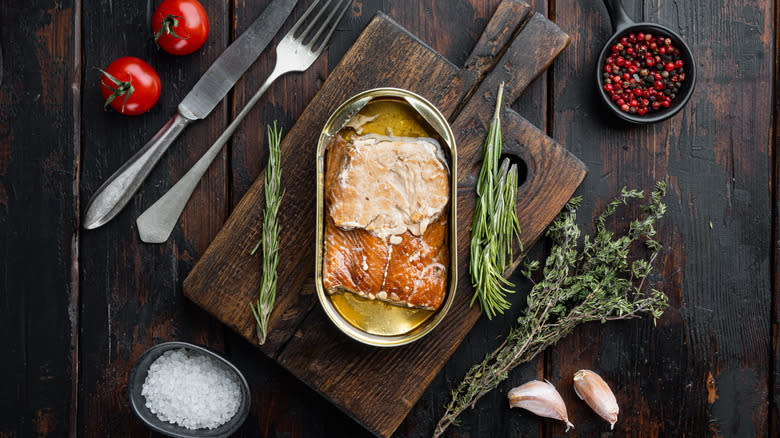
[136,67,285,243]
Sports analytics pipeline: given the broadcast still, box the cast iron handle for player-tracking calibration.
[603,0,635,33]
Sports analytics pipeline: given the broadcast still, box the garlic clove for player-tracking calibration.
[508,380,574,431]
[573,370,619,429]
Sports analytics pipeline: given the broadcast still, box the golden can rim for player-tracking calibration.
[314,87,458,347]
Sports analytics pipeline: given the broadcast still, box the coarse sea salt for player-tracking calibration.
[141,348,241,430]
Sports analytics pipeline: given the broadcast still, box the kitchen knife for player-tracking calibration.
[83,0,298,230]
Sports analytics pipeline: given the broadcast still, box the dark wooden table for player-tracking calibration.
[1,0,777,436]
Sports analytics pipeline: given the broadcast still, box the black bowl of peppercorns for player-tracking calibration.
[596,0,696,124]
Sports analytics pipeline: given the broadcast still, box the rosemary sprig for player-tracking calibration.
[469,82,523,319]
[249,122,285,345]
[434,182,669,437]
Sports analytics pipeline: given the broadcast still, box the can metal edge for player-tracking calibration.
[314,88,458,347]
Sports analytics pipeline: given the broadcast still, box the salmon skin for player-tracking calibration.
[322,134,449,311]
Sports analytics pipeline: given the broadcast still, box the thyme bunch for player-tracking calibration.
[434,182,669,437]
[250,122,285,345]
[470,82,523,319]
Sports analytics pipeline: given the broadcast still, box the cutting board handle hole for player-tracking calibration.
[500,153,528,188]
[466,154,528,188]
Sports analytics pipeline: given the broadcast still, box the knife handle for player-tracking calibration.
[82,111,194,229]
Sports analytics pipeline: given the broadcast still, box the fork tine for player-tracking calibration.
[311,0,350,53]
[297,0,334,43]
[309,0,349,51]
[286,0,320,37]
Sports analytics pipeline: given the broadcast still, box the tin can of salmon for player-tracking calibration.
[315,88,457,347]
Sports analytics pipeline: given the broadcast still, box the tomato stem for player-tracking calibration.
[96,68,135,114]
[154,14,189,45]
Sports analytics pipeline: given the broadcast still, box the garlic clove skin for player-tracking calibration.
[573,370,619,429]
[508,380,574,432]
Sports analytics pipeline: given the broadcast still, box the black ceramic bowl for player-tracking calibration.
[128,341,251,438]
[596,0,696,124]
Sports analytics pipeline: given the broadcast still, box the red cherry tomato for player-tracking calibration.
[99,57,161,116]
[152,0,209,55]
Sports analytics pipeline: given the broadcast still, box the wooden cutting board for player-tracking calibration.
[183,1,586,436]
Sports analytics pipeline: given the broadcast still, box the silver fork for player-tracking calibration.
[136,0,350,243]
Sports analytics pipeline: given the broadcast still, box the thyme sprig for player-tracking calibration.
[434,182,669,437]
[250,122,285,345]
[469,82,523,319]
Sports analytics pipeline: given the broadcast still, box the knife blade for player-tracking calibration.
[83,0,299,230]
[179,0,299,120]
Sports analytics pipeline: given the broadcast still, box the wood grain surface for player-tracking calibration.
[2,0,778,437]
[77,0,231,435]
[183,7,579,436]
[774,0,780,434]
[0,1,79,435]
[549,1,775,436]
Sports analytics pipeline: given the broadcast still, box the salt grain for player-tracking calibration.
[141,348,241,430]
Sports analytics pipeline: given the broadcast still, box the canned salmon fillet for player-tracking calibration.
[322,132,450,311]
[315,88,457,345]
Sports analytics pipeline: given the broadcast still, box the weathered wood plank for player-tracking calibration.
[226,2,379,436]
[78,0,230,434]
[224,1,532,435]
[772,0,779,433]
[549,0,774,436]
[402,1,553,435]
[0,1,79,436]
[228,0,334,207]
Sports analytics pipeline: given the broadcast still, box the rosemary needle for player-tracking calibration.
[469,82,523,319]
[250,122,285,345]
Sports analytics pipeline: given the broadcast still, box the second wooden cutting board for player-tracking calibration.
[184,1,586,436]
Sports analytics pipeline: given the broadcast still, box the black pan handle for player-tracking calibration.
[603,0,634,34]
